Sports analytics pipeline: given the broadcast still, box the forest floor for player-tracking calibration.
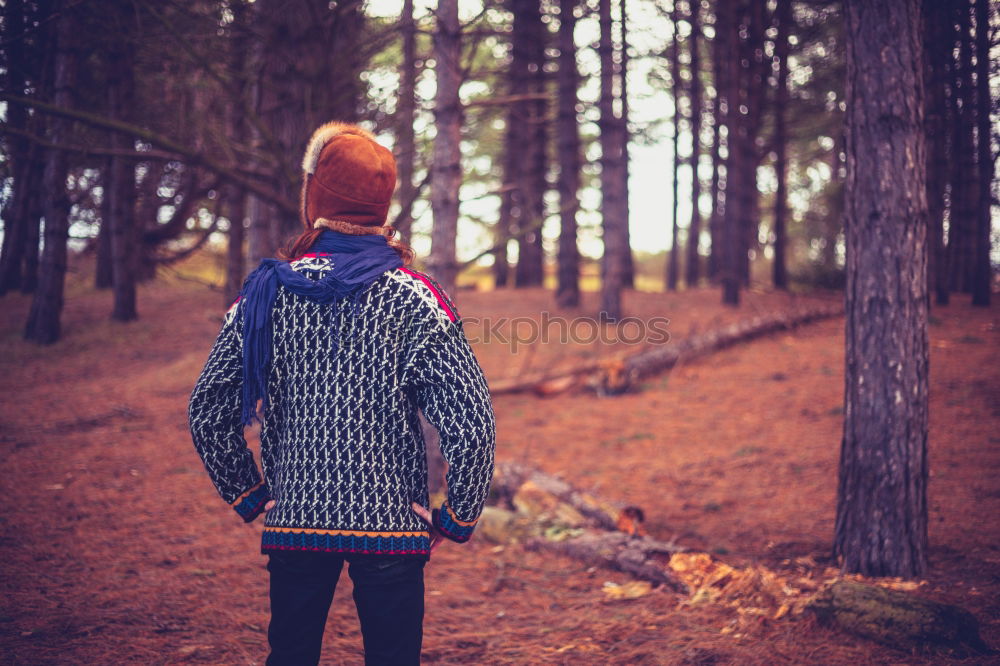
[1,256,998,665]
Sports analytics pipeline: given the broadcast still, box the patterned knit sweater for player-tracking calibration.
[188,255,496,557]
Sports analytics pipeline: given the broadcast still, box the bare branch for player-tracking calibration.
[0,93,297,216]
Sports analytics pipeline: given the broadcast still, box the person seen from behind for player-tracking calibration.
[188,121,496,665]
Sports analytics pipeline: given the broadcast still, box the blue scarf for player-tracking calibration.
[238,230,402,425]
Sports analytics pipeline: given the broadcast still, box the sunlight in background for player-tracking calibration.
[365,0,695,264]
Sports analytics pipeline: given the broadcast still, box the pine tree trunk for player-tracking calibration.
[619,0,634,289]
[599,0,624,319]
[948,0,978,294]
[737,0,766,287]
[835,0,929,579]
[720,0,740,305]
[396,0,418,240]
[923,0,950,307]
[24,2,77,344]
[555,0,581,308]
[667,0,682,292]
[970,0,992,307]
[95,161,114,289]
[0,0,35,295]
[707,1,723,282]
[107,26,138,322]
[428,0,462,294]
[772,0,791,290]
[225,191,247,305]
[245,0,270,267]
[685,0,703,288]
[224,4,250,305]
[513,0,547,288]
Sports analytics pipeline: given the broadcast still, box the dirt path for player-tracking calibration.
[1,266,996,665]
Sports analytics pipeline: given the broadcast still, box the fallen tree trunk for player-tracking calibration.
[492,462,627,532]
[484,463,687,592]
[806,580,992,657]
[524,530,689,593]
[619,304,842,385]
[490,304,843,396]
[481,463,992,655]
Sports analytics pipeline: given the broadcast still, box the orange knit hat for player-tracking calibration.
[300,122,397,229]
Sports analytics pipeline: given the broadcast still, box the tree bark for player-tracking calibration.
[719,0,740,305]
[835,0,929,578]
[706,1,723,282]
[970,0,992,307]
[224,2,250,305]
[667,0,682,292]
[513,0,547,288]
[599,0,625,319]
[771,0,791,290]
[738,0,766,287]
[225,191,247,306]
[107,15,138,323]
[619,0,634,289]
[24,2,77,344]
[395,0,418,240]
[428,0,462,294]
[947,0,978,294]
[555,0,581,308]
[95,161,114,289]
[685,0,704,289]
[923,0,950,306]
[0,0,46,296]
[0,0,30,295]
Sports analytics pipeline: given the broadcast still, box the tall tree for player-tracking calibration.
[706,1,723,282]
[428,0,462,294]
[223,0,251,305]
[556,0,582,308]
[686,0,704,288]
[948,0,978,294]
[0,0,46,295]
[619,0,635,289]
[667,0,683,292]
[719,0,740,305]
[771,0,791,290]
[107,4,138,322]
[24,1,78,343]
[395,0,418,240]
[513,0,547,288]
[95,163,114,289]
[971,0,993,307]
[923,0,951,306]
[599,0,625,319]
[835,0,929,578]
[737,0,767,286]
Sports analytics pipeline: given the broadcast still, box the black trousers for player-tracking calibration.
[265,550,427,666]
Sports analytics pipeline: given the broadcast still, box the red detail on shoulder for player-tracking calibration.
[399,267,458,322]
[227,296,241,312]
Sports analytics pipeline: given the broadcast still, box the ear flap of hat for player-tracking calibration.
[301,121,379,175]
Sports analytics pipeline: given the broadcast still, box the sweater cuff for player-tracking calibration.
[432,501,479,543]
[231,480,271,523]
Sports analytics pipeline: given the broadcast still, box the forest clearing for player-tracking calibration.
[2,0,998,663]
[0,254,996,664]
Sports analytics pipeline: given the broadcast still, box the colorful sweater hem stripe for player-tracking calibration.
[261,527,431,555]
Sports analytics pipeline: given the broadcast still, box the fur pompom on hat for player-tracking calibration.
[300,121,397,229]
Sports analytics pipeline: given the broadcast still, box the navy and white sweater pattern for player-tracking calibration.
[188,255,496,557]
